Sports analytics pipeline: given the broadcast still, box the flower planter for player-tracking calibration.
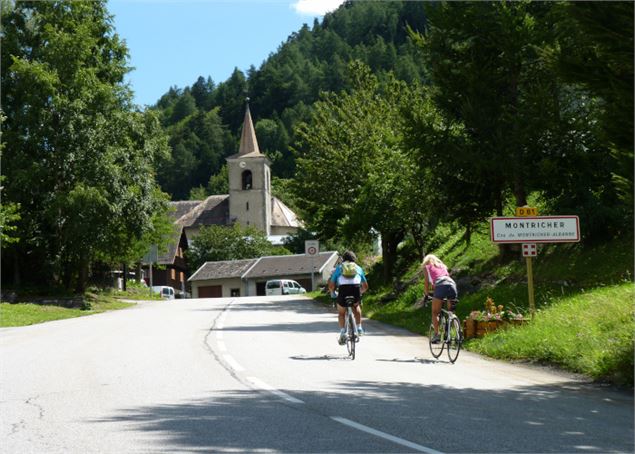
[475,320,501,337]
[463,319,476,339]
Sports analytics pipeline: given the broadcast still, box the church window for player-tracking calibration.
[242,170,252,190]
[246,202,249,211]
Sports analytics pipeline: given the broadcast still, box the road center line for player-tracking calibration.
[331,416,443,454]
[247,377,305,404]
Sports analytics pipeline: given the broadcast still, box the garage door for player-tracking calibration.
[198,285,222,298]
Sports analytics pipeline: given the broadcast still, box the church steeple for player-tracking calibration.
[237,98,262,157]
[226,100,272,235]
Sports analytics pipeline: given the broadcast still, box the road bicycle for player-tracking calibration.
[342,295,360,360]
[425,295,462,363]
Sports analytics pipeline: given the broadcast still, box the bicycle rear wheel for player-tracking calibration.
[346,310,356,360]
[447,317,462,363]
[428,316,445,359]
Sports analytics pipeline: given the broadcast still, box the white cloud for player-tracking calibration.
[291,0,345,16]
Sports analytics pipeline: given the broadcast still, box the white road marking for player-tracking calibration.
[223,354,244,372]
[246,377,305,404]
[331,417,443,454]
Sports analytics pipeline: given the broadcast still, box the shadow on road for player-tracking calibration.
[94,380,633,453]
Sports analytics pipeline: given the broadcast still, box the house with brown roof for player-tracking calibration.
[148,225,189,296]
[189,251,339,298]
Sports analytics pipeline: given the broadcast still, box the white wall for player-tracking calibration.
[191,277,246,298]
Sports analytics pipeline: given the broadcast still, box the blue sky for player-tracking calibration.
[108,0,345,107]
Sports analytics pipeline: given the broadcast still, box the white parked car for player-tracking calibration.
[265,279,306,296]
[151,285,175,300]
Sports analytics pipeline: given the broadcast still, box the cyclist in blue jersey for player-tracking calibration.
[328,251,369,345]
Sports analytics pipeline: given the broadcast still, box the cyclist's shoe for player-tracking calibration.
[338,331,347,345]
[357,326,364,336]
[431,334,441,344]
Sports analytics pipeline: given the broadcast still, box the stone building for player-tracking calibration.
[143,102,302,295]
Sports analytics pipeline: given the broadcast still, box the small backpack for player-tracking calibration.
[341,261,357,278]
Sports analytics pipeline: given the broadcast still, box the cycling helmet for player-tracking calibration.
[342,250,357,263]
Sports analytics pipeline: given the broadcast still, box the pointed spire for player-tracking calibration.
[237,98,261,156]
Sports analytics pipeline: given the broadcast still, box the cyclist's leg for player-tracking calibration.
[431,297,443,335]
[353,302,362,325]
[337,303,346,329]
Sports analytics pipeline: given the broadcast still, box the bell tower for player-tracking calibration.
[226,100,272,235]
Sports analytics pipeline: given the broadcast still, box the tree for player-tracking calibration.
[293,62,424,280]
[551,1,634,216]
[191,75,215,111]
[412,1,627,240]
[0,177,20,248]
[186,224,286,271]
[1,1,172,291]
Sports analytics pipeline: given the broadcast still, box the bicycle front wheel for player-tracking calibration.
[447,317,462,363]
[428,318,445,359]
[346,311,356,360]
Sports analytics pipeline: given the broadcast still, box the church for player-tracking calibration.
[145,102,303,296]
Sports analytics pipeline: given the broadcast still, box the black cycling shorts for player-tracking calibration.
[433,276,458,300]
[337,284,361,307]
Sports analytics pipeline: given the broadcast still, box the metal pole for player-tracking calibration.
[149,263,153,297]
[311,256,315,291]
[526,256,535,319]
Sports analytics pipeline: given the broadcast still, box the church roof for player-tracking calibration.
[271,197,302,228]
[171,195,301,230]
[173,195,229,227]
[227,102,264,159]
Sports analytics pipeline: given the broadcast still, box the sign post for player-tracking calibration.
[305,240,319,291]
[491,212,580,319]
[142,244,158,297]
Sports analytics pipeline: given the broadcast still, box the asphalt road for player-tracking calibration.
[1,296,633,453]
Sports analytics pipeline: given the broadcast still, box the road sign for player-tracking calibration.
[305,240,319,256]
[142,244,158,264]
[515,206,538,217]
[490,216,580,243]
[522,244,537,257]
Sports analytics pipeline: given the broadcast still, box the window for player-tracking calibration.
[170,269,176,280]
[246,201,249,211]
[242,170,252,190]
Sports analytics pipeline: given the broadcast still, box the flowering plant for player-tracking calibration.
[465,297,524,322]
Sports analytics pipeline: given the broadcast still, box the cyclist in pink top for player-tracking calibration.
[423,254,458,343]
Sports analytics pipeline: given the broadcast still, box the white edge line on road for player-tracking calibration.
[223,354,245,372]
[247,376,305,404]
[331,416,443,454]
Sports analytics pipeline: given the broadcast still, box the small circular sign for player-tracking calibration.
[307,246,317,255]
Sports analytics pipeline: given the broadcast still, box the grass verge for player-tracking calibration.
[0,283,161,327]
[354,228,634,387]
[470,283,634,386]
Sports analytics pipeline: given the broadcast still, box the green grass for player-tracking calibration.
[470,283,634,386]
[0,286,152,327]
[356,224,634,387]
